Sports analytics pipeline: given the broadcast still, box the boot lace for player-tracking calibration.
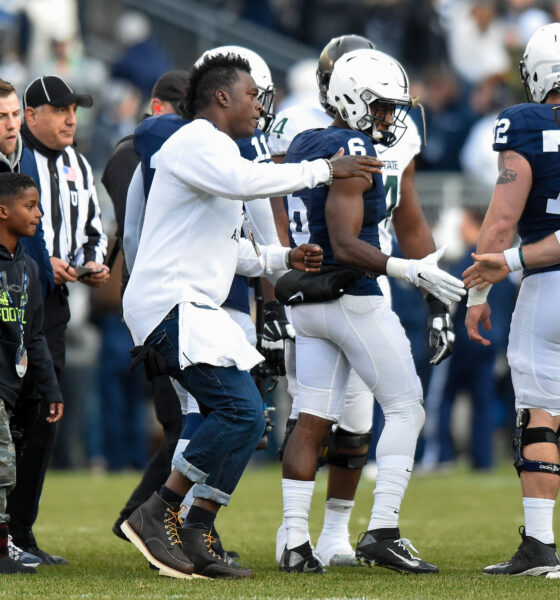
[203,531,227,562]
[164,508,182,546]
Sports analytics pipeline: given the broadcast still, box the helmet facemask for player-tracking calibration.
[257,84,275,133]
[328,50,413,147]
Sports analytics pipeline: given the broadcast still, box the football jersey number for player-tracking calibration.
[493,118,510,144]
[348,137,367,156]
[384,175,398,219]
[271,117,288,137]
[251,134,272,162]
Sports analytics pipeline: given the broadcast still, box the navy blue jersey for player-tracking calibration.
[493,103,560,277]
[133,117,271,314]
[134,114,187,198]
[285,126,384,296]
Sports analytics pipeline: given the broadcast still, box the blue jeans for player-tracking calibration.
[145,306,265,506]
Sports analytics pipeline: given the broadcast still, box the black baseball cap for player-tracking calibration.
[23,75,93,109]
[151,70,189,102]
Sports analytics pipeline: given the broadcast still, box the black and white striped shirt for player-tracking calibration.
[23,142,107,265]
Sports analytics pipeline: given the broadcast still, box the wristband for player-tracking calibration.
[284,249,292,270]
[466,284,492,307]
[385,256,408,281]
[519,246,526,269]
[324,159,334,186]
[504,247,522,272]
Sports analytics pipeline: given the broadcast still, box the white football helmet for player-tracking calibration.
[520,23,560,103]
[327,49,412,146]
[196,45,275,132]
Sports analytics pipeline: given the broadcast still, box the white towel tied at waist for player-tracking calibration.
[178,301,264,371]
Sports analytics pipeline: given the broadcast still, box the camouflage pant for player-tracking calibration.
[0,400,15,524]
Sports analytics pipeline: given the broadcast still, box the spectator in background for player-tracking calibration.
[111,11,173,100]
[460,81,515,187]
[88,80,142,171]
[90,252,149,472]
[446,0,510,87]
[413,65,475,171]
[423,207,516,471]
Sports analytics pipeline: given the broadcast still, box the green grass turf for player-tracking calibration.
[2,462,560,599]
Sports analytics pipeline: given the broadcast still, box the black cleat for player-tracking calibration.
[178,526,253,579]
[483,526,560,577]
[0,555,36,574]
[279,541,326,574]
[120,492,195,579]
[356,528,439,574]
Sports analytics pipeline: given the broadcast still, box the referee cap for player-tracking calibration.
[23,76,93,110]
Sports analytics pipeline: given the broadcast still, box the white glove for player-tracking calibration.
[386,247,465,306]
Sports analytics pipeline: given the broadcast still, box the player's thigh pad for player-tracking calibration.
[508,272,560,414]
[335,294,422,408]
[292,301,351,422]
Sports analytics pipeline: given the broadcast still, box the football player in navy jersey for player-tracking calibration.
[466,23,560,577]
[279,49,464,575]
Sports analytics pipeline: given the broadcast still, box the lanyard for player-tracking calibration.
[242,210,266,271]
[0,265,28,346]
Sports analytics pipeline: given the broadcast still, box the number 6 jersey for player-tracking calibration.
[493,103,560,277]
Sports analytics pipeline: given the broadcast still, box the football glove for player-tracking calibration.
[263,300,295,341]
[386,247,465,306]
[425,293,455,365]
[262,301,295,376]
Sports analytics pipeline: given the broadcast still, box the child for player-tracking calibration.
[0,173,63,574]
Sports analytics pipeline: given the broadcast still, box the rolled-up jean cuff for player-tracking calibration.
[172,455,208,484]
[192,483,231,507]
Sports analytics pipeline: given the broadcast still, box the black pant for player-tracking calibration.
[7,287,69,545]
[117,375,182,522]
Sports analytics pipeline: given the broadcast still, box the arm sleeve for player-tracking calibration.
[169,128,330,200]
[123,164,146,272]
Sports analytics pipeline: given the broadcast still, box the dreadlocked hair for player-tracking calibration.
[184,53,251,118]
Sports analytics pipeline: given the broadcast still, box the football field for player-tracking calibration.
[2,462,560,599]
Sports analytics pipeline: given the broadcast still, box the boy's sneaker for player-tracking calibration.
[483,526,560,576]
[10,526,67,565]
[356,528,439,574]
[8,536,41,568]
[178,526,253,579]
[316,532,359,567]
[0,555,36,574]
[120,492,195,579]
[279,541,326,574]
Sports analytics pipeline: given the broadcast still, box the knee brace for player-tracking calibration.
[277,418,297,461]
[326,427,373,470]
[513,409,560,477]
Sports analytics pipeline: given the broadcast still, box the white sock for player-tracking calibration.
[368,455,413,531]
[282,478,315,549]
[523,497,555,545]
[319,497,353,542]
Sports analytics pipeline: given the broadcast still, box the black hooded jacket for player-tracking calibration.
[0,242,61,409]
